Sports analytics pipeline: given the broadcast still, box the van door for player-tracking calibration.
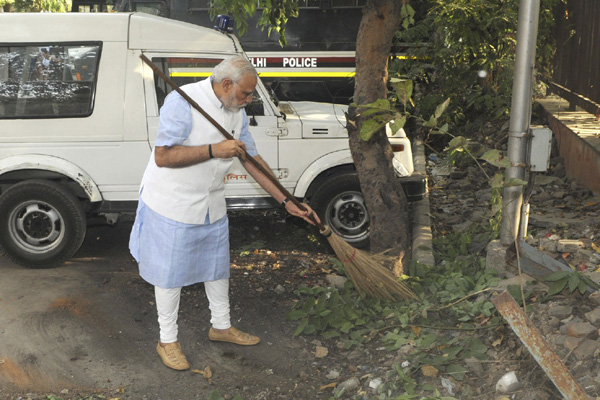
[142,55,280,200]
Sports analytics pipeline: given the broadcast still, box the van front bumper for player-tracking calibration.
[399,173,428,202]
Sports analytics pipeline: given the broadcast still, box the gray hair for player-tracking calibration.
[211,55,257,84]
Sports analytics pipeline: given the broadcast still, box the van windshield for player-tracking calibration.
[0,43,101,119]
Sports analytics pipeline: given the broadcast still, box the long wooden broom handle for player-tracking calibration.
[140,55,326,231]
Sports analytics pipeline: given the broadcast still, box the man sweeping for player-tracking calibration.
[129,56,319,371]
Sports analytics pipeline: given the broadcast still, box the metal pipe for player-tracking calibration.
[492,291,589,399]
[500,0,541,245]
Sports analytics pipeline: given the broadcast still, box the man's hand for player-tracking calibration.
[284,201,321,226]
[213,139,247,160]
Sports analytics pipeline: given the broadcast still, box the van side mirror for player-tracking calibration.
[245,99,264,117]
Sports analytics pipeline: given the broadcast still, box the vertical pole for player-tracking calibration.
[500,0,541,245]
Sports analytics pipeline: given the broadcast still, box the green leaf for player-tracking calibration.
[340,321,354,333]
[544,270,570,282]
[467,338,488,356]
[420,333,437,348]
[358,99,391,114]
[390,115,407,134]
[567,273,580,293]
[581,275,600,290]
[434,98,451,119]
[577,279,587,294]
[288,309,307,320]
[547,279,568,296]
[208,390,225,400]
[323,330,341,339]
[481,149,510,168]
[303,324,316,335]
[442,346,463,359]
[422,115,438,128]
[359,118,385,141]
[490,173,504,189]
[448,136,467,149]
[301,296,316,312]
[293,318,308,336]
[446,364,468,381]
[504,178,528,187]
[390,78,413,108]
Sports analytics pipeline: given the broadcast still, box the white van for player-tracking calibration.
[0,12,425,268]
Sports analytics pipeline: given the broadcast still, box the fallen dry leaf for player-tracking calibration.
[320,382,337,390]
[192,365,213,379]
[411,325,422,337]
[421,365,439,377]
[314,345,328,358]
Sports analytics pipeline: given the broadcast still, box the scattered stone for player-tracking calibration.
[346,350,363,361]
[560,317,581,335]
[579,375,595,389]
[589,291,600,305]
[552,334,567,347]
[557,239,585,252]
[583,271,600,286]
[333,377,360,396]
[565,321,598,339]
[585,308,600,324]
[441,376,456,395]
[572,339,600,360]
[495,371,520,393]
[538,237,558,252]
[519,388,552,400]
[453,220,473,233]
[464,357,483,376]
[274,284,285,294]
[486,240,511,278]
[549,304,573,319]
[494,274,536,290]
[548,316,561,329]
[564,336,584,351]
[325,274,347,289]
[325,370,339,380]
[368,377,382,390]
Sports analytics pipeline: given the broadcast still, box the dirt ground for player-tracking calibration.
[0,210,360,400]
[1,151,600,399]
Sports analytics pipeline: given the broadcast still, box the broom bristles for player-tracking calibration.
[323,227,419,301]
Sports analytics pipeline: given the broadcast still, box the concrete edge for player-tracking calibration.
[411,139,435,266]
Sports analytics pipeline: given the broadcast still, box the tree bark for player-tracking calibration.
[348,0,409,273]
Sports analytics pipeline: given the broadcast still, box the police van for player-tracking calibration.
[0,12,424,268]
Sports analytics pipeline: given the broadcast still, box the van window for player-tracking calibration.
[0,43,101,119]
[152,56,264,115]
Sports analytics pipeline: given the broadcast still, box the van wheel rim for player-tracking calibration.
[326,192,369,237]
[9,201,64,253]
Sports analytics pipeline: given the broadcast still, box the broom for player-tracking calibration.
[140,55,418,301]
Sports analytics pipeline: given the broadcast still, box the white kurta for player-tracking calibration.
[129,79,258,288]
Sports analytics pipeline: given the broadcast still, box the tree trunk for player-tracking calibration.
[348,0,409,273]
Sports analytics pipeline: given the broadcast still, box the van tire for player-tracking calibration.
[310,173,370,248]
[0,180,87,268]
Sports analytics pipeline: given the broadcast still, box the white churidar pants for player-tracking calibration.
[155,279,230,343]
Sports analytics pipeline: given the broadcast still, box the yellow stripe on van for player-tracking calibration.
[170,72,356,78]
[170,72,213,77]
[258,72,355,78]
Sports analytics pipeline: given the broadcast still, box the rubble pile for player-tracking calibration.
[429,151,600,398]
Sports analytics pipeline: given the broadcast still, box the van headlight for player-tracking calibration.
[393,158,410,177]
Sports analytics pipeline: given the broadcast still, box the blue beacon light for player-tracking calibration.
[214,15,234,33]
